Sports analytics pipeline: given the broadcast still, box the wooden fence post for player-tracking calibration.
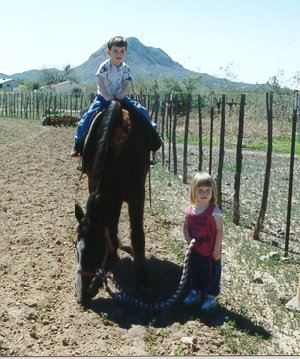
[233,94,246,225]
[284,91,298,256]
[253,92,273,240]
[36,92,40,119]
[217,94,226,210]
[298,92,300,143]
[160,94,167,166]
[13,92,17,117]
[197,94,203,171]
[167,96,172,172]
[209,95,214,175]
[183,93,191,184]
[153,95,160,128]
[172,94,178,175]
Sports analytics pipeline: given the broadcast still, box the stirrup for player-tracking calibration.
[76,157,84,172]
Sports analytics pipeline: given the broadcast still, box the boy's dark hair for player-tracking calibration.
[107,36,128,50]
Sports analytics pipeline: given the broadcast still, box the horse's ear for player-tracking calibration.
[75,203,84,222]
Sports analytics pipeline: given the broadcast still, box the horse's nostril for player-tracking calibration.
[77,295,89,307]
[87,275,103,298]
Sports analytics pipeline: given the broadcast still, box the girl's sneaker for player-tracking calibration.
[183,290,201,305]
[201,295,217,311]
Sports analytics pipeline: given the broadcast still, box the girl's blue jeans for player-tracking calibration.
[189,249,221,297]
[75,94,153,143]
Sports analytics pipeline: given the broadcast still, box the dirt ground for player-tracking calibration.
[0,118,299,356]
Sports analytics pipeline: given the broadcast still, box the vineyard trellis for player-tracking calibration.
[0,91,94,119]
[148,90,298,257]
[0,90,299,256]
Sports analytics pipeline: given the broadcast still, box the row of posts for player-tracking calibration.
[149,92,298,257]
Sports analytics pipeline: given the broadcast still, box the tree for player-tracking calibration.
[39,64,78,85]
[17,79,41,91]
[219,62,239,82]
[290,71,300,90]
[267,70,289,93]
[183,75,201,93]
[268,75,281,91]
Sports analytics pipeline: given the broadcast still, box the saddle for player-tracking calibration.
[120,101,162,152]
[81,104,162,154]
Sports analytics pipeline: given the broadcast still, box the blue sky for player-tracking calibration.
[1,0,300,86]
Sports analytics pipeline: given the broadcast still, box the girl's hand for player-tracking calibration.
[187,237,194,244]
[212,248,221,260]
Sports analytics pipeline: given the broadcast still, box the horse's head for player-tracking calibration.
[74,195,116,305]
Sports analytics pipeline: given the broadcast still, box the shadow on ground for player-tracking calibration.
[87,255,271,340]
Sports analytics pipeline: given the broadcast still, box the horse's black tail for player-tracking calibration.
[91,101,121,193]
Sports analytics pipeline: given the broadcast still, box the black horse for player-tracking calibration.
[74,101,161,304]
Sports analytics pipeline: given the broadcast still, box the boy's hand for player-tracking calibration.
[115,92,125,100]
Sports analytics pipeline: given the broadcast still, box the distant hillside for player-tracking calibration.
[71,37,264,90]
[11,69,43,80]
[74,37,195,82]
[1,70,42,81]
[3,37,267,91]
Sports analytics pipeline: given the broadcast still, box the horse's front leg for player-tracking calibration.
[128,195,150,287]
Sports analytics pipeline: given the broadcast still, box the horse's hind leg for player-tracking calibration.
[128,198,150,288]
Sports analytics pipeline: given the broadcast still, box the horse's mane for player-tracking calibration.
[83,100,161,197]
[90,101,125,193]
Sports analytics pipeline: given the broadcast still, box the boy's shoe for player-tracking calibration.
[183,290,201,305]
[70,141,81,157]
[70,149,79,157]
[201,295,217,311]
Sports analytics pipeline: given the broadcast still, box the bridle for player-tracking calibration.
[76,226,114,279]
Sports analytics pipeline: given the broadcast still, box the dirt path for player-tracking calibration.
[0,119,299,356]
[0,120,208,356]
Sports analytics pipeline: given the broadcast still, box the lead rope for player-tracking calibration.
[95,239,195,310]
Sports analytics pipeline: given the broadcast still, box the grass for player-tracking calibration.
[161,102,300,155]
[148,153,300,355]
[171,128,300,154]
[243,136,300,154]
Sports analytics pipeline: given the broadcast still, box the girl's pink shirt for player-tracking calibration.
[185,203,217,256]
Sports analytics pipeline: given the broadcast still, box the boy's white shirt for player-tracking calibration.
[96,59,131,97]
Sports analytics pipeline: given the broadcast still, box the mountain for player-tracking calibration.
[3,37,266,90]
[74,37,195,82]
[74,37,258,89]
[10,69,44,80]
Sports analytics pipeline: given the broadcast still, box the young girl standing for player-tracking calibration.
[183,172,224,310]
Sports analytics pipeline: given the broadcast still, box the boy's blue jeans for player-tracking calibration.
[189,249,221,297]
[75,94,153,143]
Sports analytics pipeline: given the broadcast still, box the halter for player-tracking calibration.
[77,226,114,278]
